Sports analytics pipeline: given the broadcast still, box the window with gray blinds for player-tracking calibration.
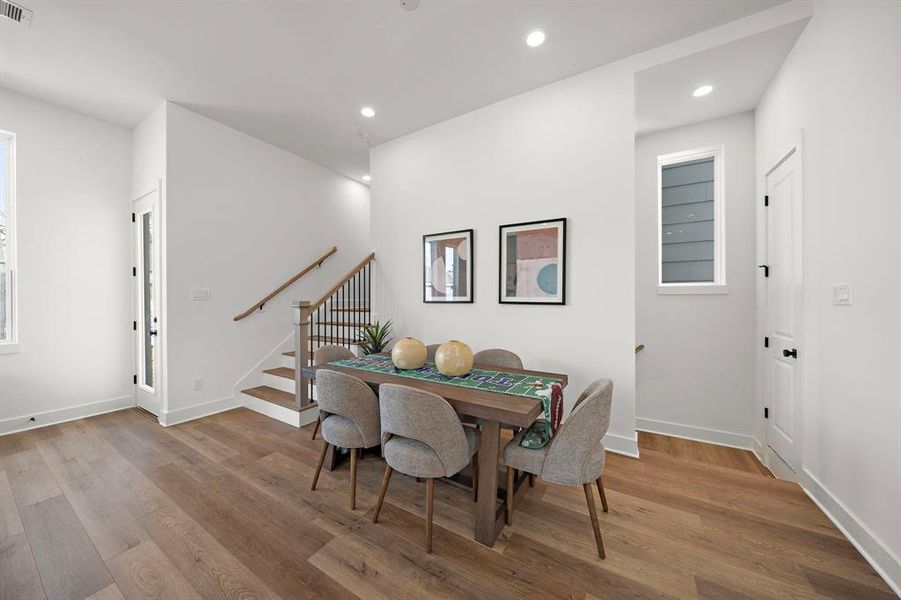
[661,157,715,283]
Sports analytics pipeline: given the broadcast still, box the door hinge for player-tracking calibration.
[133,320,137,331]
[764,336,769,348]
[764,407,769,419]
[131,212,136,223]
[764,195,769,207]
[133,374,138,385]
[758,264,769,277]
[132,266,136,277]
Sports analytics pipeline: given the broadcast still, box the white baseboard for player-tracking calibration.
[0,395,134,436]
[636,417,755,451]
[800,468,901,597]
[603,431,639,458]
[159,395,241,427]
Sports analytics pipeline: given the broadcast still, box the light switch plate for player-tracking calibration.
[191,288,211,301]
[833,283,851,306]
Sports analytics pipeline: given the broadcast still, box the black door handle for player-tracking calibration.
[783,348,797,359]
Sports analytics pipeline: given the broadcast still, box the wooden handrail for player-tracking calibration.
[233,246,338,321]
[310,252,375,310]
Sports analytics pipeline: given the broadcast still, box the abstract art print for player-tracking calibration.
[499,218,566,304]
[423,229,473,303]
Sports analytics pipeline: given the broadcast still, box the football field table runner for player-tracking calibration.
[330,355,563,399]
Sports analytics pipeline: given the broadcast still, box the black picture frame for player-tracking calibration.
[423,228,474,303]
[498,217,566,305]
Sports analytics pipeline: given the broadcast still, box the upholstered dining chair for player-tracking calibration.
[372,384,481,553]
[425,344,441,361]
[310,345,355,440]
[310,369,381,511]
[472,348,524,370]
[501,378,613,558]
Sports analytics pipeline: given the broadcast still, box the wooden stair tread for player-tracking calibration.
[311,336,364,345]
[263,366,295,379]
[241,385,296,410]
[242,385,319,413]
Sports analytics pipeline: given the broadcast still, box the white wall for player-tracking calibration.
[0,88,133,434]
[755,1,901,591]
[163,103,371,423]
[636,112,757,448]
[370,64,639,456]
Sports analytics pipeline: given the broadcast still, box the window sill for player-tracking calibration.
[0,343,21,355]
[657,284,729,295]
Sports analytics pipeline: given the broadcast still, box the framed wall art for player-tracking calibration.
[423,229,473,303]
[499,218,566,305]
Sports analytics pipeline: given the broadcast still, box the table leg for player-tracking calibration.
[475,419,501,546]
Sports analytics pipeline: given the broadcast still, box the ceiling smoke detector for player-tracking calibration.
[400,0,420,11]
[1,0,32,26]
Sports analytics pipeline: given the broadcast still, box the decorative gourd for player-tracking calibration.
[391,337,427,370]
[435,340,473,376]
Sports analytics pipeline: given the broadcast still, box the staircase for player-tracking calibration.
[239,252,375,427]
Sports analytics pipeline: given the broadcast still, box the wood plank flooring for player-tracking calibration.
[0,408,894,599]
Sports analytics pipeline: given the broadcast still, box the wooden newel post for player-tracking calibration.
[293,300,312,409]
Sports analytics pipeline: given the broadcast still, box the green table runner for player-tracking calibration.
[329,355,562,400]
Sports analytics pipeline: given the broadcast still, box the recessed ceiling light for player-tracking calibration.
[360,106,376,118]
[692,85,714,98]
[526,30,546,48]
[362,175,371,182]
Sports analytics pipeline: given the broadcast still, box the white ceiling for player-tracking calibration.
[1,1,785,183]
[636,19,808,135]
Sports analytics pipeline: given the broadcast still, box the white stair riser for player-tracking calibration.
[263,373,295,393]
[242,392,319,428]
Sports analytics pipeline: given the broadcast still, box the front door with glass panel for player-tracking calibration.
[133,190,161,416]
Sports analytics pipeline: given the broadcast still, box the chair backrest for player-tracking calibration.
[473,348,523,370]
[425,344,440,361]
[541,379,613,486]
[378,383,469,477]
[316,370,381,448]
[314,344,355,366]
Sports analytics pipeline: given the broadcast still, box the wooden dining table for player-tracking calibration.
[302,360,568,547]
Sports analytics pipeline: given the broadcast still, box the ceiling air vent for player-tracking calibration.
[1,0,33,26]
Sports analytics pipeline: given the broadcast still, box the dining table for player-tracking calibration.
[302,357,568,548]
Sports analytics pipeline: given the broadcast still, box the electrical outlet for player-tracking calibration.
[833,283,852,306]
[192,377,204,391]
[191,288,211,301]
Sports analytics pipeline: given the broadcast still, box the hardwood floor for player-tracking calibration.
[0,408,894,599]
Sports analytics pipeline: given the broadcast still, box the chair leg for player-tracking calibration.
[529,473,535,487]
[506,466,514,525]
[372,465,392,523]
[583,483,606,559]
[425,478,434,554]
[311,441,328,491]
[471,452,479,503]
[349,448,358,511]
[596,476,609,513]
[311,418,320,440]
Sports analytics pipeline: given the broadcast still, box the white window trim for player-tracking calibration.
[0,129,17,353]
[656,144,726,295]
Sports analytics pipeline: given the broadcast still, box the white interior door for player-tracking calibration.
[133,190,162,416]
[764,148,803,472]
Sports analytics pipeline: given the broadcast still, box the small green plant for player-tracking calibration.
[360,320,393,355]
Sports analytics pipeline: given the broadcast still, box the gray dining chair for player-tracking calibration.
[425,344,441,361]
[310,345,355,440]
[310,369,381,511]
[501,378,613,558]
[472,348,523,370]
[372,383,480,553]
